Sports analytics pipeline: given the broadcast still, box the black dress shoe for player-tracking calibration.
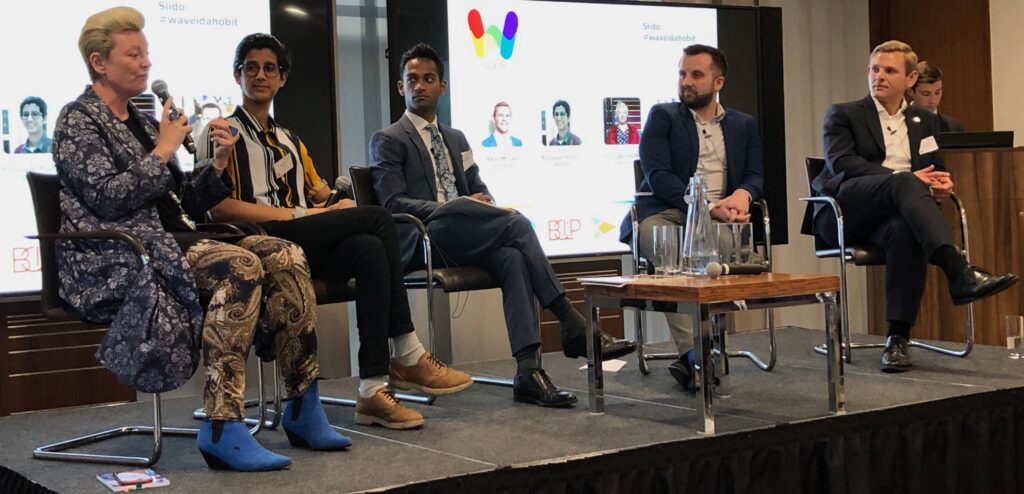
[948,266,1018,305]
[513,369,577,407]
[668,357,697,394]
[562,331,638,360]
[880,335,913,373]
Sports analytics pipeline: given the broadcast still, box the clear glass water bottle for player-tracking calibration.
[681,170,719,275]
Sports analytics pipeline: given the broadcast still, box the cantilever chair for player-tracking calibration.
[799,157,974,363]
[28,170,194,466]
[628,160,777,375]
[27,172,296,465]
[349,166,512,387]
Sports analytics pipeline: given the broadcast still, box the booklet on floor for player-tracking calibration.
[96,469,169,491]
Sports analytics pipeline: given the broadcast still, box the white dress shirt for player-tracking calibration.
[873,96,912,173]
[689,103,728,201]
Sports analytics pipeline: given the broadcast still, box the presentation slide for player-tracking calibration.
[446,0,717,257]
[0,0,269,294]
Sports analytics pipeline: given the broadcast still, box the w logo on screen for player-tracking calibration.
[467,9,519,60]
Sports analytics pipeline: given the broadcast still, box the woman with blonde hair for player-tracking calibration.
[54,6,349,471]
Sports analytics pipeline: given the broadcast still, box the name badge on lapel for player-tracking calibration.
[461,150,475,170]
[919,136,939,155]
[273,155,294,178]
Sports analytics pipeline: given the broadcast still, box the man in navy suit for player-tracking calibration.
[807,40,1016,372]
[906,61,965,132]
[618,44,764,391]
[369,43,635,408]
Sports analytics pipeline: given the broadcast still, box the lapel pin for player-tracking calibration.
[911,116,921,123]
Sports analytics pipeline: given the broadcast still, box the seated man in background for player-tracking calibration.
[198,33,471,430]
[619,44,763,392]
[369,42,637,408]
[807,40,1016,372]
[906,60,964,132]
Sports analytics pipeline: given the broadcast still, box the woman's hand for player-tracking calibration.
[207,118,240,172]
[153,98,192,162]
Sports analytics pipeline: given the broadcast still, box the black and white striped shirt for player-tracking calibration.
[197,106,327,208]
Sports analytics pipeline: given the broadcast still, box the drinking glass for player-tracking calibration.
[652,225,684,276]
[715,222,755,265]
[1004,315,1023,360]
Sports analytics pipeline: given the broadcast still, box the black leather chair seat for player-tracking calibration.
[814,245,886,266]
[402,267,499,292]
[313,279,358,304]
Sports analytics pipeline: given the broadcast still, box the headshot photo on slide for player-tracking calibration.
[603,97,641,145]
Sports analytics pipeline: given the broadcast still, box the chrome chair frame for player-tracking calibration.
[799,157,974,363]
[629,161,777,375]
[350,166,513,388]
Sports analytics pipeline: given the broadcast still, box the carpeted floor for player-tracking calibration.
[0,327,1021,493]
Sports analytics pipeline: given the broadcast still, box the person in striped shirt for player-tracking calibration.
[198,33,472,431]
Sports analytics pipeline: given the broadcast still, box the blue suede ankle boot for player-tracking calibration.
[197,420,291,472]
[282,380,352,450]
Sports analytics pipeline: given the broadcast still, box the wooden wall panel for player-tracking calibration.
[0,298,135,416]
[869,0,993,131]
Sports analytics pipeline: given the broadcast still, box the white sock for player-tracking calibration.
[358,377,387,398]
[391,332,427,367]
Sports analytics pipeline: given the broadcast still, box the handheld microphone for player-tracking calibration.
[324,176,353,206]
[705,261,768,278]
[150,80,196,155]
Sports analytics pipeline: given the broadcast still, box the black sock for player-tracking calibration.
[547,295,586,338]
[888,321,911,341]
[930,245,969,282]
[514,344,541,377]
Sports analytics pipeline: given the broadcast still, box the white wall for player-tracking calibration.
[759,0,872,333]
[990,0,1024,146]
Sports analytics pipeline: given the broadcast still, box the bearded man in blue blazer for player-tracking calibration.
[619,44,764,392]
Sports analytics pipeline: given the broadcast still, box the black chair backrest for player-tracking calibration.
[804,157,826,195]
[632,159,644,191]
[802,157,829,249]
[349,166,379,207]
[26,171,77,319]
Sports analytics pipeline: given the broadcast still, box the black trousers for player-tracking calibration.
[262,206,415,378]
[425,212,564,354]
[815,172,955,326]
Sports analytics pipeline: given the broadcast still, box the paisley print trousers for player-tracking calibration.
[186,236,319,420]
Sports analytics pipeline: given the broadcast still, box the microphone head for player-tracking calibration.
[335,175,352,190]
[150,79,169,98]
[705,261,723,278]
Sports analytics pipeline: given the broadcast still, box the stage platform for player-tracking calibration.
[2,327,1023,493]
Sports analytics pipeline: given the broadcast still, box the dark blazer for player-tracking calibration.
[54,86,230,392]
[619,102,763,242]
[801,95,945,235]
[938,112,965,133]
[368,114,491,264]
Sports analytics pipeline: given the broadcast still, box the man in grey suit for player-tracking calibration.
[368,43,635,407]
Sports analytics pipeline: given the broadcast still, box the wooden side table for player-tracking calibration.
[580,273,843,434]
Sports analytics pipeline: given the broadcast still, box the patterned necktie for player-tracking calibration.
[425,124,459,201]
